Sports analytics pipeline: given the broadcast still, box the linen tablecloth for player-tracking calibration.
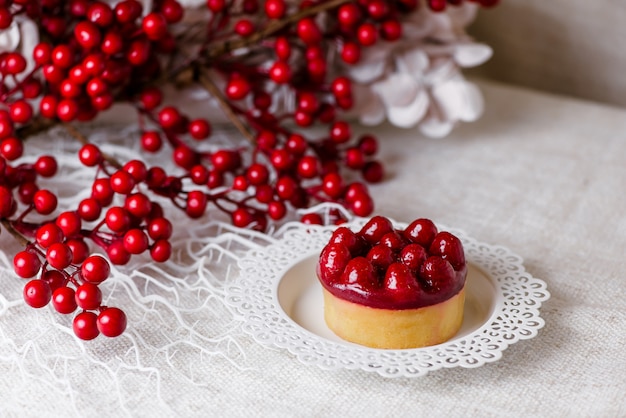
[0,80,625,417]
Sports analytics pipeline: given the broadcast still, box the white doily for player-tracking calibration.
[225,218,550,378]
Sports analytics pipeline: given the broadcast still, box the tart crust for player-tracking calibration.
[322,286,466,349]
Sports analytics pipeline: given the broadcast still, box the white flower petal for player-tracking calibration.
[431,79,484,122]
[419,114,455,138]
[402,10,436,39]
[359,94,386,126]
[345,44,392,83]
[396,48,430,76]
[17,19,39,76]
[424,59,457,85]
[372,73,419,108]
[387,89,430,128]
[454,43,493,67]
[447,3,480,29]
[0,22,21,52]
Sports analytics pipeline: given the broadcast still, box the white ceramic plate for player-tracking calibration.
[226,219,550,378]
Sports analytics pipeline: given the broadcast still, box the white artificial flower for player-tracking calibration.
[345,3,492,138]
[0,16,39,87]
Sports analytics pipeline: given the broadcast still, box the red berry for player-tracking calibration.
[9,100,33,124]
[46,243,73,270]
[52,287,78,314]
[234,19,254,37]
[56,211,82,237]
[357,22,377,46]
[36,223,64,248]
[126,39,151,66]
[73,311,100,340]
[66,238,90,264]
[301,213,323,225]
[207,0,226,12]
[351,194,374,217]
[419,256,456,292]
[33,43,52,65]
[23,280,52,308]
[341,42,361,64]
[97,307,127,337]
[267,200,286,220]
[150,239,171,262]
[403,218,438,247]
[3,53,27,74]
[366,244,395,274]
[79,144,102,166]
[13,251,42,278]
[107,240,131,265]
[74,21,102,50]
[340,257,378,290]
[87,1,114,26]
[188,118,211,140]
[125,193,152,218]
[0,185,11,218]
[400,243,427,271]
[362,160,384,183]
[122,229,149,254]
[110,170,136,195]
[269,61,291,84]
[75,282,102,310]
[41,269,66,292]
[101,31,123,55]
[318,243,351,282]
[0,8,13,30]
[142,12,168,40]
[429,231,465,270]
[81,255,110,283]
[265,0,285,18]
[322,172,343,198]
[105,206,131,232]
[147,217,172,240]
[158,106,181,130]
[78,197,102,221]
[141,131,162,152]
[231,207,252,227]
[338,3,361,27]
[297,18,321,45]
[383,262,418,295]
[35,155,58,177]
[186,190,207,218]
[33,189,57,215]
[0,137,23,160]
[225,77,251,100]
[161,0,184,23]
[428,0,446,11]
[297,155,318,178]
[40,95,58,118]
[56,99,79,122]
[330,121,351,144]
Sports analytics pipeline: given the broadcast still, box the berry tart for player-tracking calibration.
[317,216,467,349]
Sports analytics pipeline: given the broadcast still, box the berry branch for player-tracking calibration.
[0,0,499,340]
[197,70,255,144]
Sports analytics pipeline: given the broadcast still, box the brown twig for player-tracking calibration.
[197,71,256,144]
[0,219,31,247]
[205,0,351,59]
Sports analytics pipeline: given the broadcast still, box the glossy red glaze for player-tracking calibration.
[317,217,467,310]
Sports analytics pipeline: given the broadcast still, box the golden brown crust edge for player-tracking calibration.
[322,287,466,349]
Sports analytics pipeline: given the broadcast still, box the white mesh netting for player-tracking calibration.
[0,124,346,415]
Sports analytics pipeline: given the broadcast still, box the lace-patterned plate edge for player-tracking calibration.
[225,218,550,378]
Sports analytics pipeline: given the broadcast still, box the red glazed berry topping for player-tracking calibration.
[317,216,467,309]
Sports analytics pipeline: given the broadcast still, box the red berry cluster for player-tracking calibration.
[318,216,466,308]
[0,0,497,339]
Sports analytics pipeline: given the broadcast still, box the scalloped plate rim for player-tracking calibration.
[226,220,550,377]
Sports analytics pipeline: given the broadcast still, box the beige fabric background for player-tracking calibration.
[469,0,626,107]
